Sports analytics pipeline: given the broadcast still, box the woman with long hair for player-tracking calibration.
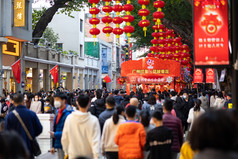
[101,106,125,159]
[213,92,225,109]
[187,99,205,131]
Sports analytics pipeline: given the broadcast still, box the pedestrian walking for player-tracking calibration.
[50,92,72,159]
[145,111,173,159]
[163,100,183,159]
[115,106,146,159]
[99,96,116,130]
[30,94,42,114]
[101,105,126,159]
[4,94,42,159]
[61,94,101,159]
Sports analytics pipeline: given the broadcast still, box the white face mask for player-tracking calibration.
[54,101,61,109]
[183,95,187,99]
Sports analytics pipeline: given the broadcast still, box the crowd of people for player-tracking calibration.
[0,88,237,159]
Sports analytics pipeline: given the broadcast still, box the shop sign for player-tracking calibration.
[2,39,20,56]
[14,0,26,27]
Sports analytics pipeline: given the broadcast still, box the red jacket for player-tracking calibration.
[115,121,146,159]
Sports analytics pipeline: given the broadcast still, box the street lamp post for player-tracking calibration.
[231,0,238,109]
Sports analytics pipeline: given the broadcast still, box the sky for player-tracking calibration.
[32,0,52,9]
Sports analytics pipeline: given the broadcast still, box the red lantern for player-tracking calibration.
[138,20,150,28]
[90,28,100,37]
[152,32,159,38]
[102,16,112,23]
[113,28,123,36]
[123,4,134,11]
[102,6,113,12]
[150,46,158,52]
[113,17,123,24]
[138,9,150,16]
[113,4,123,12]
[103,26,113,34]
[154,1,165,8]
[151,39,158,45]
[123,15,134,22]
[123,26,134,34]
[138,0,150,5]
[89,8,100,14]
[153,11,165,19]
[89,18,100,25]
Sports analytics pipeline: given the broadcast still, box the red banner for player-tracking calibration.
[11,59,21,84]
[50,65,59,84]
[121,57,180,77]
[193,0,229,66]
[206,68,215,83]
[193,68,203,83]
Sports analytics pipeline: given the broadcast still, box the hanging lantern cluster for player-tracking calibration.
[102,0,113,41]
[113,0,124,43]
[138,0,150,37]
[89,0,100,39]
[123,1,134,42]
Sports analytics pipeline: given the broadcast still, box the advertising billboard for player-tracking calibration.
[193,0,229,66]
[193,68,203,83]
[101,48,108,74]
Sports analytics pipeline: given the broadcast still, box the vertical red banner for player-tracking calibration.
[193,0,229,65]
[193,68,203,83]
[206,68,215,83]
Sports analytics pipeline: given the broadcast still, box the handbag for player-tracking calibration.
[13,110,41,156]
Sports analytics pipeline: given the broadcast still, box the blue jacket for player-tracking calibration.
[53,105,72,149]
[4,105,43,156]
[114,95,123,106]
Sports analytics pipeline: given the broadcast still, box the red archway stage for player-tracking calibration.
[121,57,181,94]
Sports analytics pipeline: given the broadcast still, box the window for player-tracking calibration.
[80,19,83,32]
[80,44,83,57]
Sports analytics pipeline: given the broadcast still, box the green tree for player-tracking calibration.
[39,27,59,48]
[129,0,192,48]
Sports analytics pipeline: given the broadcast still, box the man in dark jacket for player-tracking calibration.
[4,93,43,159]
[145,111,173,159]
[163,100,183,159]
[89,89,106,118]
[99,96,115,130]
[113,90,123,106]
[50,92,72,159]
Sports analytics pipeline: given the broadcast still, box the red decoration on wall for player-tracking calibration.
[206,68,215,83]
[193,68,203,83]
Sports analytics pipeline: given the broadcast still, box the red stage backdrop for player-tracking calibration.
[206,68,215,83]
[193,68,203,83]
[193,0,229,65]
[121,57,180,78]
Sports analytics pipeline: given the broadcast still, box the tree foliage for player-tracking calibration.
[39,27,59,48]
[129,0,192,48]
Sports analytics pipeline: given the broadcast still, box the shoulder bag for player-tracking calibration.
[13,110,41,156]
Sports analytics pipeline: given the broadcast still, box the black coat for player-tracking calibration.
[145,126,173,159]
[88,98,106,118]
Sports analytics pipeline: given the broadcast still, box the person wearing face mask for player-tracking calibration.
[29,95,42,114]
[50,92,73,159]
[182,91,194,131]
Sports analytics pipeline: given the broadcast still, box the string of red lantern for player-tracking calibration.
[138,0,150,37]
[123,0,134,43]
[89,0,100,44]
[102,0,113,41]
[113,0,123,44]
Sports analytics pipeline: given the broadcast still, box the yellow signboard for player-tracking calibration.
[2,39,20,56]
[14,0,25,27]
